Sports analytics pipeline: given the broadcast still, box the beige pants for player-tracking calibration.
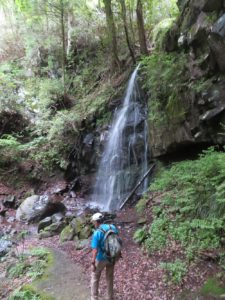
[91,260,114,300]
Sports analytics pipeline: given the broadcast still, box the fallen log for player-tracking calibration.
[120,164,155,210]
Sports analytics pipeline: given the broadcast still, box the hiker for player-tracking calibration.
[91,212,120,300]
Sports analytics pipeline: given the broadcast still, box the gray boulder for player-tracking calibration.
[16,195,65,223]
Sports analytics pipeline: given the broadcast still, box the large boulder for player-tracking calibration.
[16,195,65,223]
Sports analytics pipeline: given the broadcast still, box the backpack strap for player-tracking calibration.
[97,226,106,235]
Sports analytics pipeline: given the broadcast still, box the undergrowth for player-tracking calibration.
[134,147,225,273]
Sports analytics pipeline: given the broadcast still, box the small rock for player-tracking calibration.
[138,218,147,224]
[52,213,64,223]
[38,231,53,239]
[38,217,52,233]
[69,191,76,198]
[65,211,75,218]
[3,195,15,208]
[45,221,65,233]
[7,217,15,223]
[5,225,12,234]
[0,216,3,223]
[76,239,91,250]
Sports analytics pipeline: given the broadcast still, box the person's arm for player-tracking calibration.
[91,248,98,272]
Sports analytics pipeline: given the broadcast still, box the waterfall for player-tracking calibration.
[91,64,150,211]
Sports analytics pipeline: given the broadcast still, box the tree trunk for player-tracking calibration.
[120,0,136,65]
[128,0,135,49]
[103,0,120,68]
[60,1,67,106]
[120,164,155,209]
[136,0,148,55]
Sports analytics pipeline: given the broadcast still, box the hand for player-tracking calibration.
[91,264,96,272]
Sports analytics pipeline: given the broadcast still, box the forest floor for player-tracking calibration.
[1,199,225,300]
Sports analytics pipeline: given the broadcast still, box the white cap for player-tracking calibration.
[91,213,104,222]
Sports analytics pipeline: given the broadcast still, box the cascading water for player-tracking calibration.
[91,64,150,211]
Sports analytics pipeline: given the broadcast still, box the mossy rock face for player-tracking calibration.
[79,225,92,240]
[60,224,75,243]
[70,218,83,234]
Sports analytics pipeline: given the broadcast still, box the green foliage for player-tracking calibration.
[30,247,49,259]
[136,147,225,260]
[141,51,188,129]
[10,290,41,300]
[159,259,187,285]
[133,225,147,243]
[136,194,148,214]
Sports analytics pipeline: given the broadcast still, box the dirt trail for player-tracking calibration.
[29,248,90,300]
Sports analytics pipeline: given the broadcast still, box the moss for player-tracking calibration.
[166,93,186,126]
[21,248,55,300]
[201,278,225,297]
[60,224,74,243]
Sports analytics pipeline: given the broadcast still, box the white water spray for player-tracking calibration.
[91,64,150,211]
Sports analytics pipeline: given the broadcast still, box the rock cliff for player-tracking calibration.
[147,0,225,157]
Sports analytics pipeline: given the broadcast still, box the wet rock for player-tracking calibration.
[201,0,223,12]
[38,221,65,239]
[3,195,15,208]
[38,216,52,233]
[82,133,95,163]
[65,211,75,218]
[212,14,225,37]
[79,225,92,240]
[69,191,76,198]
[76,239,91,250]
[7,217,15,223]
[52,213,64,223]
[0,241,12,257]
[200,106,225,121]
[60,224,75,243]
[16,195,65,223]
[208,33,225,72]
[46,221,65,233]
[103,212,117,219]
[51,182,68,195]
[100,131,109,146]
